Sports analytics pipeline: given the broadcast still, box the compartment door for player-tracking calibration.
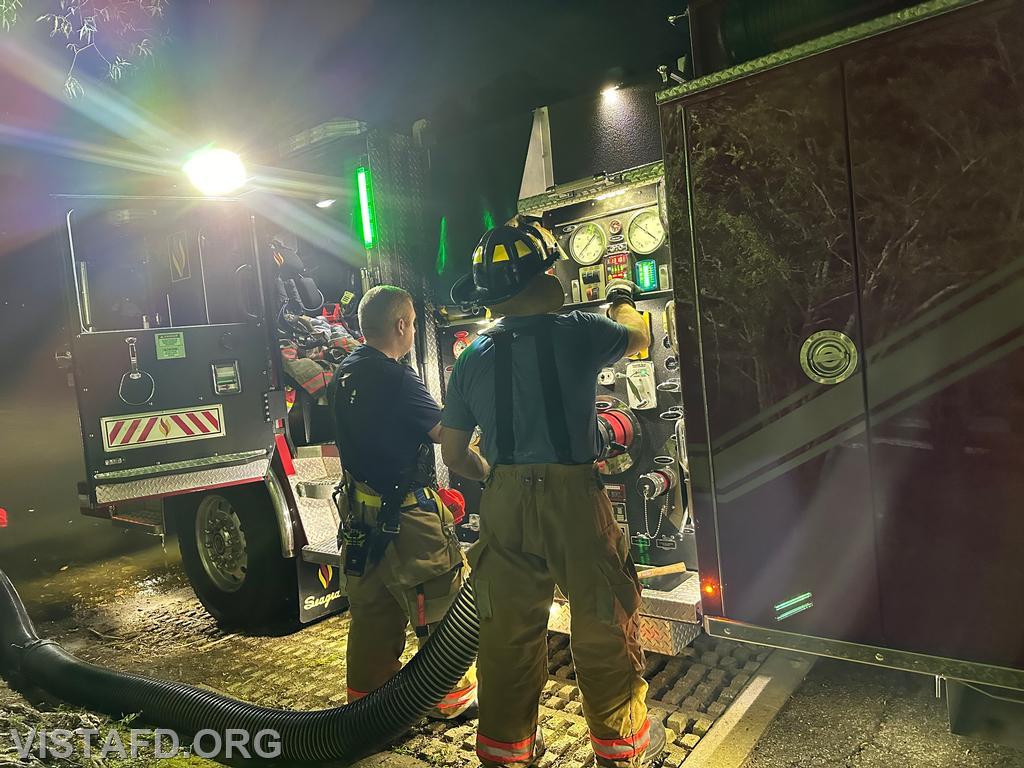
[847,1,1024,672]
[680,61,882,643]
[64,199,277,504]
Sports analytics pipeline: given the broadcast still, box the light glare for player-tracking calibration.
[183,148,246,196]
[316,198,336,209]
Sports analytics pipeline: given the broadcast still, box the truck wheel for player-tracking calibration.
[173,484,297,629]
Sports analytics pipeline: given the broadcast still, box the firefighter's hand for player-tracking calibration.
[605,279,639,312]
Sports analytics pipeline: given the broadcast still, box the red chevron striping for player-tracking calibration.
[186,412,211,434]
[135,417,159,444]
[202,410,220,430]
[119,419,141,445]
[169,414,194,436]
[107,420,126,444]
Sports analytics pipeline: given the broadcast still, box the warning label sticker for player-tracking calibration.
[101,405,225,452]
[155,331,186,360]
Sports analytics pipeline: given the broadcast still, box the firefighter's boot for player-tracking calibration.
[594,717,666,767]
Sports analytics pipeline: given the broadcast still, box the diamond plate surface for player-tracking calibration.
[296,478,336,500]
[302,535,341,566]
[294,495,341,550]
[518,161,665,215]
[95,459,270,504]
[637,618,703,656]
[422,308,450,488]
[642,573,702,624]
[93,449,268,480]
[549,601,700,657]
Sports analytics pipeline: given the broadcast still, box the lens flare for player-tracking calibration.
[183,148,247,196]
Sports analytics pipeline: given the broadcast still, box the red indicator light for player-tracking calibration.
[0,508,7,528]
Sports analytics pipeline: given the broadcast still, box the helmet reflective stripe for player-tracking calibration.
[452,221,562,306]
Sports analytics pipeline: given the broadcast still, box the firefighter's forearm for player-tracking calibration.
[609,303,651,357]
[451,449,490,482]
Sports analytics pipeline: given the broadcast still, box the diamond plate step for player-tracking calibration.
[302,534,341,566]
[110,506,164,533]
[296,477,336,500]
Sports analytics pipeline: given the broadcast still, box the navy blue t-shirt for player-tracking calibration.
[332,345,440,493]
[442,311,629,465]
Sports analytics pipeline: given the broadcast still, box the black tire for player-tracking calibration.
[172,484,297,629]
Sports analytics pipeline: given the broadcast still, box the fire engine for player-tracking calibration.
[59,0,1023,738]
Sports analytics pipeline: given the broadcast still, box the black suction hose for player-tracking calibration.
[0,570,479,764]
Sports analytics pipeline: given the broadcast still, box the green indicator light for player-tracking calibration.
[436,216,448,275]
[775,602,814,622]
[635,259,658,292]
[773,592,813,612]
[356,166,376,250]
[482,208,495,230]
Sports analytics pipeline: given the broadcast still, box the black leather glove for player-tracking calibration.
[605,278,639,312]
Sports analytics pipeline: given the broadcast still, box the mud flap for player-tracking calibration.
[297,558,347,622]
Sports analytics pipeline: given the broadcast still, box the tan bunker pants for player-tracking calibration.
[343,485,477,719]
[469,464,649,767]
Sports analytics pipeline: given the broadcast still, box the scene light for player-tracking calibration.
[316,199,336,209]
[356,166,377,249]
[182,147,246,196]
[601,84,620,98]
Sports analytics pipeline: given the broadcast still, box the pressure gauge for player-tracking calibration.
[570,222,607,265]
[626,209,666,255]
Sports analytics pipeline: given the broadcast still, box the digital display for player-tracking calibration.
[635,258,658,292]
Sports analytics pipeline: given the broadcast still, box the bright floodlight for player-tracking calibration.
[316,198,336,209]
[601,84,620,98]
[183,148,246,196]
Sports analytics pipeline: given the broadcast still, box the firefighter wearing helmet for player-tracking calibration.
[440,219,665,767]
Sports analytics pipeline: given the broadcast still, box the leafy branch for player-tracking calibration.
[4,0,167,96]
[0,0,22,31]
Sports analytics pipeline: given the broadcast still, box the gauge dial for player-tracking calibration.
[626,209,666,255]
[569,222,607,265]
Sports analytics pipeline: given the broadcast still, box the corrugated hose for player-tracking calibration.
[0,570,479,764]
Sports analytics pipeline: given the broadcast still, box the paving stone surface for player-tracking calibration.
[0,560,768,767]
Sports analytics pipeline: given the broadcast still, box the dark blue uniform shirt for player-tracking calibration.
[332,345,440,494]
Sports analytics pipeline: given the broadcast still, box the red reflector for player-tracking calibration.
[275,433,296,477]
[0,508,7,528]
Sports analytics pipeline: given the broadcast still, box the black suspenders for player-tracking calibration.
[485,316,573,465]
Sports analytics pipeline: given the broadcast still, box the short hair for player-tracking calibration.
[358,285,413,338]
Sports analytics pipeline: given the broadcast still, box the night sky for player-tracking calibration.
[0,1,687,252]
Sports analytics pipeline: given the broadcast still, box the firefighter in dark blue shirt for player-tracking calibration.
[332,285,476,719]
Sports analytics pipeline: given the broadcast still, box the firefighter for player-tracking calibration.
[440,222,665,767]
[332,285,476,719]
